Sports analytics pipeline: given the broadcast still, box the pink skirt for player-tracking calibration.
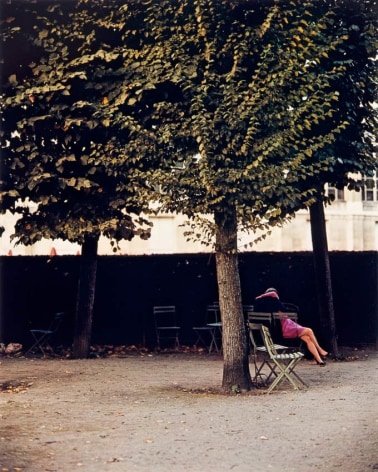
[280,318,305,339]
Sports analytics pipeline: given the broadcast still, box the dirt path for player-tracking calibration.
[0,349,377,472]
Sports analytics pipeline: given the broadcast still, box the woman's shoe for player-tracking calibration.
[317,360,326,366]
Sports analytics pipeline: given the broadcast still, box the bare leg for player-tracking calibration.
[300,328,327,363]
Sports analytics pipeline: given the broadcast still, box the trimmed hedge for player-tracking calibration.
[0,252,376,350]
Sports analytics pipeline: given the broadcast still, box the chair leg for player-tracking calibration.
[252,355,279,386]
[208,327,221,353]
[175,331,180,349]
[208,330,217,353]
[194,329,213,352]
[193,331,202,347]
[155,329,180,350]
[26,333,51,356]
[264,363,278,383]
[194,332,207,350]
[287,364,308,388]
[156,331,161,350]
[252,359,269,386]
[267,358,303,394]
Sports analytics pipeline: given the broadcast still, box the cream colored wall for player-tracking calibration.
[97,213,206,255]
[2,189,378,255]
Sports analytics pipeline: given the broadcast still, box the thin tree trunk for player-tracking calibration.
[73,235,98,358]
[215,206,253,392]
[309,199,339,358]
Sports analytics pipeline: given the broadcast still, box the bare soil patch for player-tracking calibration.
[0,347,377,472]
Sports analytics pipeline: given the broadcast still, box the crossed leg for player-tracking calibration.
[299,328,328,363]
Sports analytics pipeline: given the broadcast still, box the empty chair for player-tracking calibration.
[153,305,180,349]
[193,303,221,353]
[260,325,308,394]
[26,312,64,356]
[249,322,288,385]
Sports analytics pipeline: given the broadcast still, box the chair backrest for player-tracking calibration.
[242,305,254,315]
[282,302,299,313]
[248,322,263,351]
[205,304,221,324]
[248,311,272,324]
[49,312,64,332]
[153,306,177,328]
[260,325,278,357]
[272,312,298,322]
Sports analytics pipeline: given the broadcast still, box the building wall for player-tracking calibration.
[1,186,378,255]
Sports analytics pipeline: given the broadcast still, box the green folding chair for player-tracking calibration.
[260,325,308,394]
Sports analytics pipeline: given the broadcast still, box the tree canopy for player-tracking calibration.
[1,0,376,247]
[114,0,372,242]
[0,0,153,248]
[290,0,378,202]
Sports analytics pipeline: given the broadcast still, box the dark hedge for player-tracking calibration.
[0,252,376,350]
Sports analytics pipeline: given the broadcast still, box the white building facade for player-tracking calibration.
[1,180,378,256]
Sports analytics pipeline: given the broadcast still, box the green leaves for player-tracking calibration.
[0,0,155,246]
[127,0,376,245]
[1,0,376,249]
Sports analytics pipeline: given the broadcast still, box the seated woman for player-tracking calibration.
[254,287,328,366]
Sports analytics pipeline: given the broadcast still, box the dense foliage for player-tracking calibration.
[1,1,153,248]
[1,1,376,247]
[119,0,376,242]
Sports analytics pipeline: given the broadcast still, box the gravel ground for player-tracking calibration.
[0,348,377,472]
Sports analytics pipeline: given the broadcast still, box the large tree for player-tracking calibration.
[115,0,356,391]
[304,0,377,358]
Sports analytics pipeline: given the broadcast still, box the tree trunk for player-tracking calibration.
[73,235,98,358]
[309,199,339,358]
[215,206,253,393]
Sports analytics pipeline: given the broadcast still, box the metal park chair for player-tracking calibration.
[260,325,308,394]
[248,321,288,386]
[192,303,221,353]
[26,312,64,356]
[153,305,180,349]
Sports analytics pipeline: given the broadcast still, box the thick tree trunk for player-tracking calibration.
[73,235,98,358]
[215,207,253,392]
[309,199,339,358]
